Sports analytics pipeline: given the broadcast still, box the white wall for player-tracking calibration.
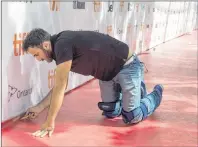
[2,1,197,122]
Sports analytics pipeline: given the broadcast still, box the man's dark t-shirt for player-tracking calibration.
[50,31,129,81]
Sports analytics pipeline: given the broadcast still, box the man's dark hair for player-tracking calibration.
[22,28,51,52]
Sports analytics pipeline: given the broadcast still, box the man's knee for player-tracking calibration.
[98,100,122,118]
[121,102,148,124]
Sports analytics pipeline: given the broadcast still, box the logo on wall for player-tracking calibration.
[107,25,113,35]
[8,85,17,100]
[48,69,56,89]
[117,28,123,35]
[13,32,28,56]
[119,0,124,12]
[49,0,60,11]
[73,1,85,9]
[93,0,101,12]
[108,1,114,12]
[8,85,32,102]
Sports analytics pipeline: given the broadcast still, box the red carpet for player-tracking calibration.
[2,30,197,146]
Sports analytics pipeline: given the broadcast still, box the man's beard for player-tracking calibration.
[41,47,53,62]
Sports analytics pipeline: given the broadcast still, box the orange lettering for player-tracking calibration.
[120,0,124,12]
[13,33,28,56]
[107,25,112,35]
[49,0,60,11]
[93,0,101,12]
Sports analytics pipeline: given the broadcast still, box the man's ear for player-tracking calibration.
[42,41,51,50]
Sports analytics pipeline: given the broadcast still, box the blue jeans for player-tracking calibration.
[99,55,162,124]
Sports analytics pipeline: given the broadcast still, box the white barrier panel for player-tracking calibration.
[2,1,198,122]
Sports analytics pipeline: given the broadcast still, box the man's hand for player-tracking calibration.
[32,120,55,138]
[21,105,44,120]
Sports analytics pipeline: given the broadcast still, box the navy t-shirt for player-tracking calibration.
[50,31,129,81]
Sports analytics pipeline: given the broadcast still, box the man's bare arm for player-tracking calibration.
[46,60,72,122]
[37,81,69,110]
[37,89,53,110]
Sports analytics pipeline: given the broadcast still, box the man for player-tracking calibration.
[21,28,163,138]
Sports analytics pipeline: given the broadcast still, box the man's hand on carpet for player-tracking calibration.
[32,120,55,138]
